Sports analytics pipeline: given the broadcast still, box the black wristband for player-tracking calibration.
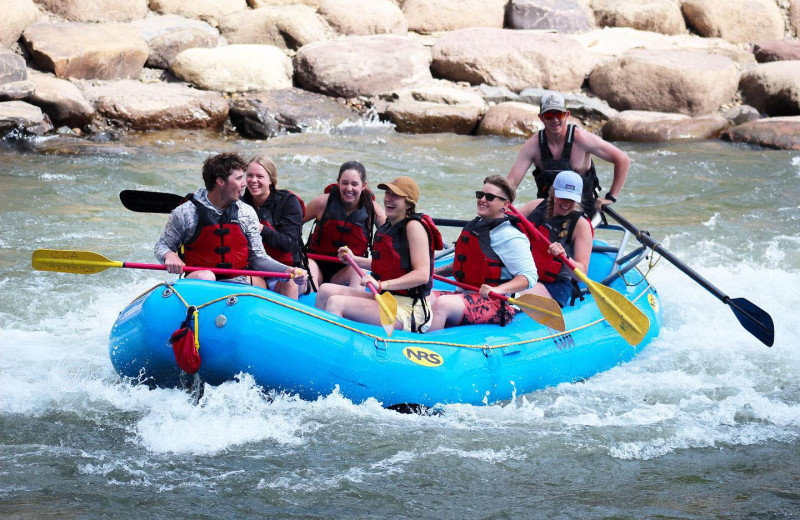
[604,192,617,203]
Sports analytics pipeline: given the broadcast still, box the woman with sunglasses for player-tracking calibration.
[428,176,537,331]
[505,92,630,219]
[518,170,592,308]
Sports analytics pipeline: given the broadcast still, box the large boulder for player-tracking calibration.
[249,0,321,6]
[602,111,730,142]
[319,0,407,36]
[294,35,432,97]
[149,0,248,24]
[22,22,148,80]
[739,61,800,116]
[0,0,41,48]
[505,0,594,33]
[229,87,356,138]
[402,0,506,34]
[476,101,543,138]
[0,100,53,136]
[589,49,739,115]
[81,80,229,130]
[171,45,293,93]
[753,40,800,63]
[219,6,330,50]
[0,49,26,84]
[681,0,784,44]
[570,27,755,65]
[381,101,482,134]
[431,29,593,92]
[592,0,685,35]
[34,0,147,22]
[131,15,219,69]
[721,117,800,150]
[28,71,95,126]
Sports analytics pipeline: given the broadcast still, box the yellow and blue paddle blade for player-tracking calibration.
[509,293,566,331]
[572,268,649,346]
[375,291,399,337]
[32,249,122,275]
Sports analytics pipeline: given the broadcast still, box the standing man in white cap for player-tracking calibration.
[506,92,630,220]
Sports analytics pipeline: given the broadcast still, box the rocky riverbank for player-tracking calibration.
[1,0,799,151]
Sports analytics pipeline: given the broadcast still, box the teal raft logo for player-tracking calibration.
[403,347,443,367]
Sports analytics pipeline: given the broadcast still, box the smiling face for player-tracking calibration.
[337,169,365,209]
[246,161,271,202]
[552,196,579,216]
[218,168,246,206]
[476,183,509,219]
[539,109,568,136]
[383,190,408,223]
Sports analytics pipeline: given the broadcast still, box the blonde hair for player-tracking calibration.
[249,154,278,188]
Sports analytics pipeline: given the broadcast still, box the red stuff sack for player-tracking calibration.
[169,306,201,374]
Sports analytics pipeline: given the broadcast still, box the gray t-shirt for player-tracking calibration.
[154,188,289,275]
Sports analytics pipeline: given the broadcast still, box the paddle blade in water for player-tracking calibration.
[32,249,121,275]
[375,292,398,337]
[510,293,566,331]
[728,297,774,347]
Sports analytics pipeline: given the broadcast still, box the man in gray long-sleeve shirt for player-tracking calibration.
[154,152,307,288]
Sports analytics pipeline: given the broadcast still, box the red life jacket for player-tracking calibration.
[371,213,443,298]
[306,185,373,257]
[244,189,305,266]
[453,216,516,287]
[181,198,250,271]
[527,204,584,283]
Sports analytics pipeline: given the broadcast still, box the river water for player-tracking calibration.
[1,120,799,518]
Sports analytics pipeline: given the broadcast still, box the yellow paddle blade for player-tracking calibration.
[32,249,122,274]
[572,269,649,346]
[509,293,566,331]
[375,292,398,337]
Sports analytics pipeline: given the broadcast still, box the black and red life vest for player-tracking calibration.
[526,204,583,283]
[531,124,601,217]
[306,185,373,257]
[244,189,305,266]
[182,198,250,271]
[371,213,443,298]
[453,216,518,288]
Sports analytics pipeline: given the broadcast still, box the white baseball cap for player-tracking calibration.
[553,170,583,202]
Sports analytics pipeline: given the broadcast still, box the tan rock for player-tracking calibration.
[22,22,148,80]
[722,116,800,150]
[753,40,800,63]
[171,45,293,92]
[0,100,53,135]
[392,84,486,108]
[319,0,407,36]
[149,0,248,25]
[476,102,543,138]
[681,0,783,44]
[0,0,41,48]
[381,100,481,134]
[739,61,800,116]
[34,0,148,22]
[220,6,330,50]
[248,0,322,7]
[589,49,739,115]
[592,0,685,35]
[28,70,95,126]
[294,35,432,97]
[570,27,755,65]
[81,80,229,130]
[402,0,505,34]
[602,110,730,141]
[431,29,593,92]
[131,15,219,69]
[791,1,800,36]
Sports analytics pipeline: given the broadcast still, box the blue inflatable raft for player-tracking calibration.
[109,230,662,407]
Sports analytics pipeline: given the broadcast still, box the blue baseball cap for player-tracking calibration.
[553,170,583,202]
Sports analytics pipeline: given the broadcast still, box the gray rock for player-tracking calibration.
[478,84,520,104]
[294,35,432,98]
[721,116,800,150]
[518,88,618,121]
[22,135,134,155]
[0,80,34,101]
[131,15,219,69]
[505,0,594,33]
[0,100,53,136]
[229,98,282,139]
[721,105,761,126]
[0,49,27,84]
[602,110,730,142]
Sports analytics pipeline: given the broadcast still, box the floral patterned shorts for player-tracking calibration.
[433,291,520,326]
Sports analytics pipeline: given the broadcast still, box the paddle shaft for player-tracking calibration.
[507,205,579,270]
[126,262,293,279]
[341,253,381,295]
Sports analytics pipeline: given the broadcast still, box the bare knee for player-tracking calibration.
[186,270,215,281]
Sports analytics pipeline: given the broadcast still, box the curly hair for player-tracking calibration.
[202,152,248,191]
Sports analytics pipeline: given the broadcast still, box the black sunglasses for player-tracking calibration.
[475,191,508,202]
